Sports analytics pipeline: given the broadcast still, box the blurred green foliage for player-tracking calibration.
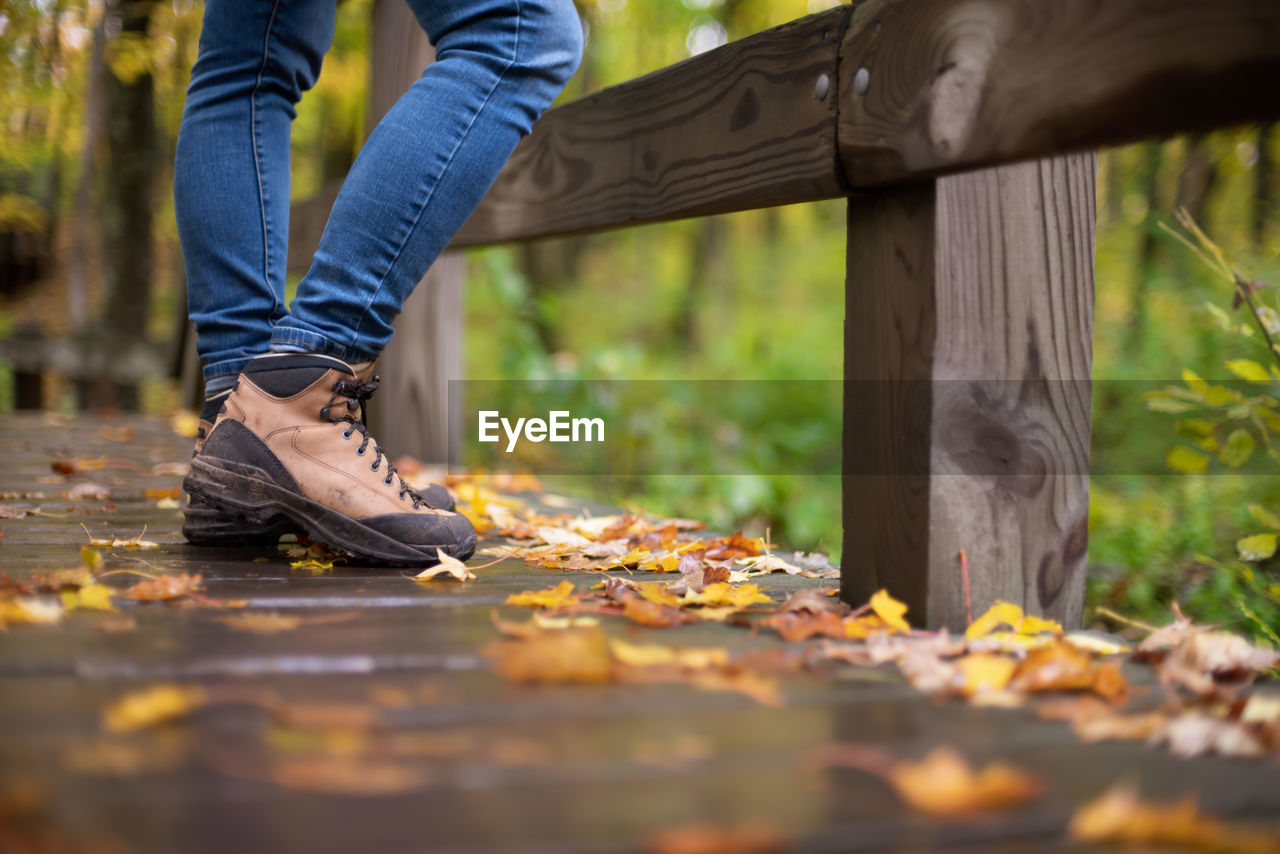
[0,0,1278,637]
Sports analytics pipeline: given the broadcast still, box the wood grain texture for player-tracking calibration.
[368,250,465,463]
[837,0,1280,187]
[361,0,463,463]
[842,153,1094,630]
[450,8,851,246]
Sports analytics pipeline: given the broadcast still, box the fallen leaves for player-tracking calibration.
[102,684,207,732]
[889,748,1043,817]
[646,822,782,854]
[490,626,614,684]
[1069,783,1280,853]
[487,626,782,705]
[124,572,204,603]
[505,580,578,608]
[413,552,476,582]
[807,743,1042,817]
[83,524,159,550]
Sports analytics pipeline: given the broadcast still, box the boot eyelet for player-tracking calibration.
[370,461,379,472]
[356,446,365,456]
[384,476,393,485]
[342,429,352,440]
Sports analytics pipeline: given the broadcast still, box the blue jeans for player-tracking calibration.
[175,0,582,393]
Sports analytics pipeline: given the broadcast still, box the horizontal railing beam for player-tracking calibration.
[837,0,1280,188]
[287,0,1280,259]
[450,8,851,247]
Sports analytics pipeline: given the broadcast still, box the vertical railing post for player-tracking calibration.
[364,0,465,464]
[841,153,1096,629]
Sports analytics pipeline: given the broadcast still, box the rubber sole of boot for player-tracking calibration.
[184,456,476,565]
[182,494,297,547]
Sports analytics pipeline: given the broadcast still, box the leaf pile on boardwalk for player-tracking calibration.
[2,431,1280,851]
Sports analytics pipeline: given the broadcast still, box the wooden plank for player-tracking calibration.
[287,0,1280,251]
[837,0,1280,188]
[368,250,464,463]
[449,7,851,246]
[841,153,1094,630]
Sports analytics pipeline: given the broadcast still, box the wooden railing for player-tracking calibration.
[286,0,1280,629]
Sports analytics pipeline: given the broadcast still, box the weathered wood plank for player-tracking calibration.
[837,0,1280,188]
[449,8,851,246]
[841,153,1094,629]
[287,0,1280,252]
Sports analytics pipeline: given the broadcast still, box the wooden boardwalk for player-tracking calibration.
[2,413,1279,853]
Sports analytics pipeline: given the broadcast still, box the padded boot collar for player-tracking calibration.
[242,353,358,398]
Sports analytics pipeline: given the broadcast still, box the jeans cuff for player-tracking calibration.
[269,327,375,364]
[203,357,255,390]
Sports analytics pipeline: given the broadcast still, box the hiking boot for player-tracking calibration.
[183,391,296,546]
[183,385,457,548]
[183,353,475,564]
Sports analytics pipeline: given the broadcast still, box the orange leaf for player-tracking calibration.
[1068,783,1278,852]
[888,748,1042,816]
[489,628,613,683]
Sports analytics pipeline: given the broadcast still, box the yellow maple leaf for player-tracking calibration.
[966,601,1025,640]
[1017,613,1064,636]
[967,601,1064,640]
[609,639,729,670]
[869,589,911,632]
[505,580,577,608]
[641,554,680,573]
[957,653,1018,695]
[635,583,680,608]
[61,583,116,612]
[682,582,771,609]
[102,684,206,732]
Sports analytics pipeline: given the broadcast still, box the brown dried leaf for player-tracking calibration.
[124,573,203,603]
[760,610,847,642]
[1008,640,1130,703]
[66,481,111,501]
[622,597,686,628]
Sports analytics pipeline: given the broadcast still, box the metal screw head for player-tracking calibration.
[814,73,831,100]
[853,67,870,96]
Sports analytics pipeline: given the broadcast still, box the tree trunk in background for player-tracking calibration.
[1255,123,1274,251]
[68,14,108,334]
[1174,133,1218,228]
[98,0,158,408]
[1126,141,1164,359]
[671,216,726,351]
[517,238,585,354]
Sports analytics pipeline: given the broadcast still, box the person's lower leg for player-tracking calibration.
[174,0,335,391]
[273,0,583,361]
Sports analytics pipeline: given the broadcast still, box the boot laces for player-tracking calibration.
[320,376,428,509]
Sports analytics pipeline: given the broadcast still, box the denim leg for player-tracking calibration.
[175,0,336,391]
[272,0,583,362]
